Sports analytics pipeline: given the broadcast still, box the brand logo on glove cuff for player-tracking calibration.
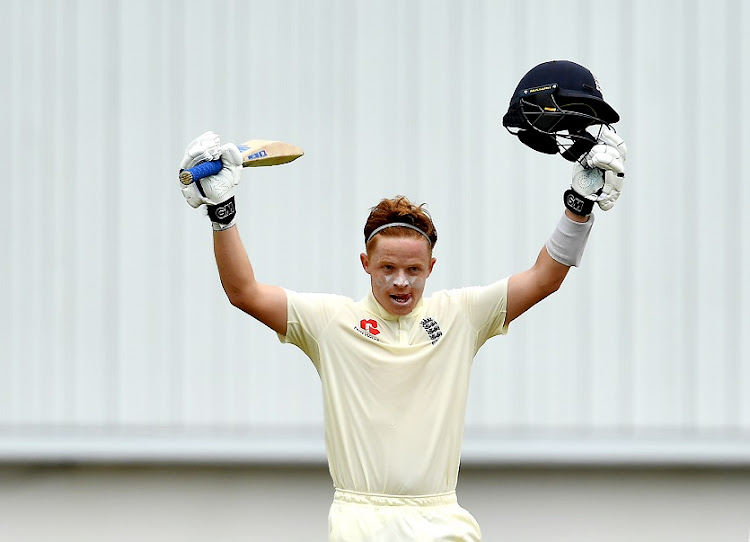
[215,200,235,219]
[566,194,584,213]
[208,197,236,224]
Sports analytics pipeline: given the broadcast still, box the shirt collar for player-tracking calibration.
[362,290,425,322]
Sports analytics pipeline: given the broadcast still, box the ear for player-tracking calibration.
[360,252,371,274]
[428,257,436,275]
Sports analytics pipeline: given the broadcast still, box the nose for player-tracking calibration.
[393,271,409,288]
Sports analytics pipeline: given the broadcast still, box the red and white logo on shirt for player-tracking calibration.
[359,319,380,335]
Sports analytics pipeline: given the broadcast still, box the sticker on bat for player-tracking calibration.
[245,149,268,160]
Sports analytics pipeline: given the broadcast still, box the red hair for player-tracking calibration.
[363,195,437,251]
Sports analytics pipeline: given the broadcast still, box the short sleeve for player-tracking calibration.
[277,289,350,367]
[443,277,509,348]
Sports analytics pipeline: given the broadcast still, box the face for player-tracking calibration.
[360,235,436,316]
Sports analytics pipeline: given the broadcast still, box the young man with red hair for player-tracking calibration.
[178,123,625,540]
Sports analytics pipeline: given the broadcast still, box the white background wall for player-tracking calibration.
[2,0,749,465]
[1,0,749,539]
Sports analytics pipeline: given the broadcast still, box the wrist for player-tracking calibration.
[207,196,237,231]
[564,209,590,223]
[545,212,595,267]
[563,188,595,217]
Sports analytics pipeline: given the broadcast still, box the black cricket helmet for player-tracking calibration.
[502,60,619,161]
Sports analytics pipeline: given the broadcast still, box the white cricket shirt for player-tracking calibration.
[278,278,508,496]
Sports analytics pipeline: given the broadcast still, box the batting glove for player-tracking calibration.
[585,128,626,211]
[179,132,243,230]
[564,127,627,215]
[180,131,222,209]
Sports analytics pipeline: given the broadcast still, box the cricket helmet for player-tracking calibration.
[502,60,619,161]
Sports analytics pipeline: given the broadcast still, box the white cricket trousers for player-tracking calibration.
[328,489,482,541]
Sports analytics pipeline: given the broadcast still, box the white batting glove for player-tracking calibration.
[180,131,223,209]
[585,127,627,211]
[178,132,243,230]
[180,131,222,170]
[189,143,242,204]
[200,143,243,230]
[570,162,604,199]
[566,161,603,216]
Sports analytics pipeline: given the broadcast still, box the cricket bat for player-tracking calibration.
[179,139,304,185]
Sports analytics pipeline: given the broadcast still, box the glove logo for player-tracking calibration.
[566,193,584,213]
[215,200,235,220]
[208,197,237,225]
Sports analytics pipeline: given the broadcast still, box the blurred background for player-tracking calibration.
[1,0,749,540]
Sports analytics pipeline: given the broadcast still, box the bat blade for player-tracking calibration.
[179,139,304,185]
[238,139,304,167]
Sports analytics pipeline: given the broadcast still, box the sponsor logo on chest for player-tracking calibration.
[355,319,381,341]
[353,316,444,345]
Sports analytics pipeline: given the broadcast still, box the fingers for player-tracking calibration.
[598,127,627,160]
[181,182,211,208]
[191,131,221,160]
[220,142,243,168]
[200,169,236,202]
[597,193,619,211]
[585,144,625,175]
[179,131,222,207]
[596,170,623,211]
[582,127,626,212]
[180,131,222,169]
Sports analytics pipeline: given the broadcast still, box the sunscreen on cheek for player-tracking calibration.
[410,276,425,291]
[374,273,395,291]
[376,273,393,288]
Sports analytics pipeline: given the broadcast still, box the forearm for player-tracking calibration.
[213,226,257,304]
[178,131,288,334]
[545,211,594,268]
[565,209,589,223]
[506,210,592,324]
[213,226,288,334]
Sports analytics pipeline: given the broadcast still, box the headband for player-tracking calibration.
[366,222,432,246]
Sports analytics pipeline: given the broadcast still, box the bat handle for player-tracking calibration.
[179,160,223,185]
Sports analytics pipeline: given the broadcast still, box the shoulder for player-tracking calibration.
[285,289,354,314]
[285,289,352,305]
[428,278,509,306]
[282,290,357,345]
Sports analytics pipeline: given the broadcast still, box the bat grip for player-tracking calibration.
[179,160,223,185]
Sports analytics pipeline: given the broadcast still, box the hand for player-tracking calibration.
[179,131,222,209]
[190,143,243,206]
[565,127,627,215]
[585,127,626,211]
[180,131,222,170]
[178,132,243,230]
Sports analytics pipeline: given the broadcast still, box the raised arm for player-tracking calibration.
[213,227,287,335]
[506,210,588,325]
[506,128,627,327]
[179,131,288,335]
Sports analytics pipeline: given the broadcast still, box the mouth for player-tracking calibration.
[390,293,412,305]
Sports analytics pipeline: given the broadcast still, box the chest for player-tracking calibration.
[320,311,473,401]
[354,314,445,347]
